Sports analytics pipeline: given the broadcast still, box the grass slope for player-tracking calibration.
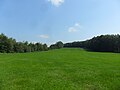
[0,48,120,90]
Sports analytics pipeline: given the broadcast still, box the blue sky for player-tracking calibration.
[0,0,120,45]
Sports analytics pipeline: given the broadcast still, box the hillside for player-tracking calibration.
[0,48,120,90]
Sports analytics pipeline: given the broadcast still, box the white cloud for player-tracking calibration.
[75,23,81,27]
[48,0,64,7]
[38,35,49,39]
[68,23,82,33]
[68,27,77,32]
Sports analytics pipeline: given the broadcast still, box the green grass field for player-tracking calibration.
[0,48,120,90]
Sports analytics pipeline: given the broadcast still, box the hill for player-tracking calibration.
[0,48,120,90]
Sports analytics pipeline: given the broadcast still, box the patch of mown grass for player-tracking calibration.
[0,48,120,90]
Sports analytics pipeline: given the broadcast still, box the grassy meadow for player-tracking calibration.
[0,48,120,90]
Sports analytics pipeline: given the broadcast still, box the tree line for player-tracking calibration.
[0,33,64,53]
[64,34,120,53]
[49,41,64,49]
[0,33,48,53]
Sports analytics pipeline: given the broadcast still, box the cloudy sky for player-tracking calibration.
[0,0,120,45]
